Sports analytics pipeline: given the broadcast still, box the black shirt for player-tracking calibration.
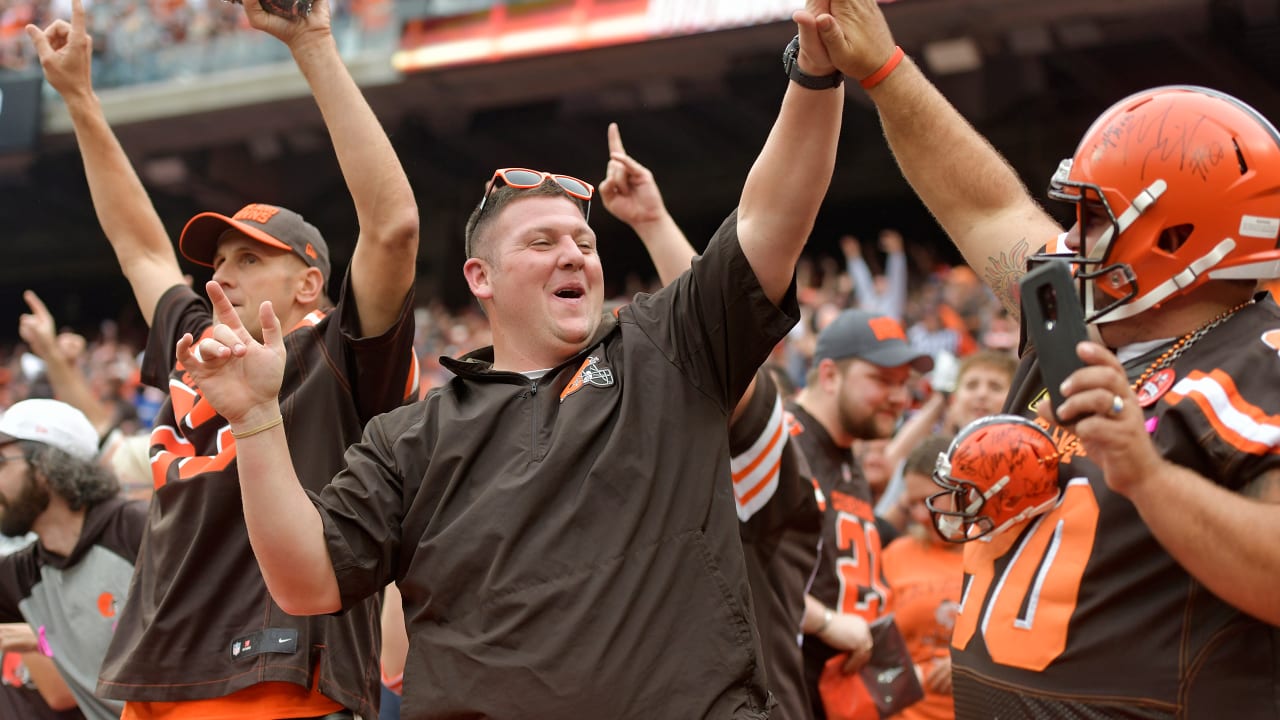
[99,272,417,720]
[317,212,798,719]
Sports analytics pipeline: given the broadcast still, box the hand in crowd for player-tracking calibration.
[175,281,286,427]
[244,0,331,49]
[925,654,952,694]
[839,235,861,260]
[18,290,60,361]
[812,0,898,81]
[56,332,88,365]
[599,122,668,230]
[879,229,904,254]
[0,623,40,654]
[24,0,93,101]
[820,611,874,673]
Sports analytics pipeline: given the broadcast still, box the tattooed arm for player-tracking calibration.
[985,238,1034,319]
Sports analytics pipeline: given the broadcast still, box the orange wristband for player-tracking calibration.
[860,45,905,90]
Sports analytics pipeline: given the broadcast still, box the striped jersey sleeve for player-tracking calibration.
[729,370,791,522]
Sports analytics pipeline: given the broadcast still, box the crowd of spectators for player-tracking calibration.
[0,232,1013,436]
[0,0,392,85]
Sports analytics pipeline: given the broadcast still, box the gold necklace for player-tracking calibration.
[1129,299,1254,393]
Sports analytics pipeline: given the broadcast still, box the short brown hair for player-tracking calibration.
[956,350,1017,385]
[464,181,587,261]
[904,434,954,478]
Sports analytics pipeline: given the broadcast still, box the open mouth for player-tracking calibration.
[553,286,585,300]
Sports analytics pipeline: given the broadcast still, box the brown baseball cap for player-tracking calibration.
[179,203,330,288]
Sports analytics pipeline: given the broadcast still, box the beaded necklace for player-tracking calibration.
[1128,299,1254,393]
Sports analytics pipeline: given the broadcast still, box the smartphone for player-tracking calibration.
[228,0,312,19]
[1020,260,1089,423]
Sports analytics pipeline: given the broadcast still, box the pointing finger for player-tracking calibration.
[71,0,86,36]
[22,290,51,320]
[607,122,626,158]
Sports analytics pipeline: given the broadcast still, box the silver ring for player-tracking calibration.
[1109,394,1124,417]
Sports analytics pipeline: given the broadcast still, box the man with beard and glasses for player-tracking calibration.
[790,309,931,720]
[0,399,144,720]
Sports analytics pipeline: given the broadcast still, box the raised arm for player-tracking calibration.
[18,291,115,436]
[599,122,696,286]
[249,0,419,336]
[815,0,1061,318]
[177,282,340,614]
[26,0,184,326]
[737,2,844,305]
[601,122,761,421]
[841,236,879,312]
[880,230,909,321]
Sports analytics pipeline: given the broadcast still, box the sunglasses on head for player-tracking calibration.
[477,168,594,220]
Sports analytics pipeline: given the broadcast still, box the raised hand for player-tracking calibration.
[840,235,862,260]
[599,122,669,230]
[25,0,93,101]
[56,332,87,364]
[18,290,60,361]
[242,0,332,49]
[792,0,837,75]
[879,229,904,254]
[176,281,287,427]
[814,0,899,81]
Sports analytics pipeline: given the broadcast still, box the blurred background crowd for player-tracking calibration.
[0,226,1013,427]
[1,0,392,83]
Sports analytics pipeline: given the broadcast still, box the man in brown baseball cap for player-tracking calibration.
[28,0,420,716]
[178,203,332,291]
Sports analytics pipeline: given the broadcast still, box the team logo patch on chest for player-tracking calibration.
[560,355,615,402]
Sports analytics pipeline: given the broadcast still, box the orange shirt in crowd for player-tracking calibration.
[882,534,965,720]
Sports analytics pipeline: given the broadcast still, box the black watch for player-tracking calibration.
[782,35,843,90]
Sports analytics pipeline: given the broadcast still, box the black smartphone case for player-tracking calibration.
[1020,260,1089,422]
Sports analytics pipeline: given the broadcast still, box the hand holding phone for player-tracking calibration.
[227,0,312,20]
[1020,261,1089,423]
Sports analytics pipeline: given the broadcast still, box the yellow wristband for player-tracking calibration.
[231,415,284,439]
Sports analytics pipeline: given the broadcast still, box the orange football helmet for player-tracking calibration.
[928,415,1061,543]
[1037,86,1280,323]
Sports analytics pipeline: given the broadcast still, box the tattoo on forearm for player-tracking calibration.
[1243,469,1280,503]
[984,238,1030,320]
